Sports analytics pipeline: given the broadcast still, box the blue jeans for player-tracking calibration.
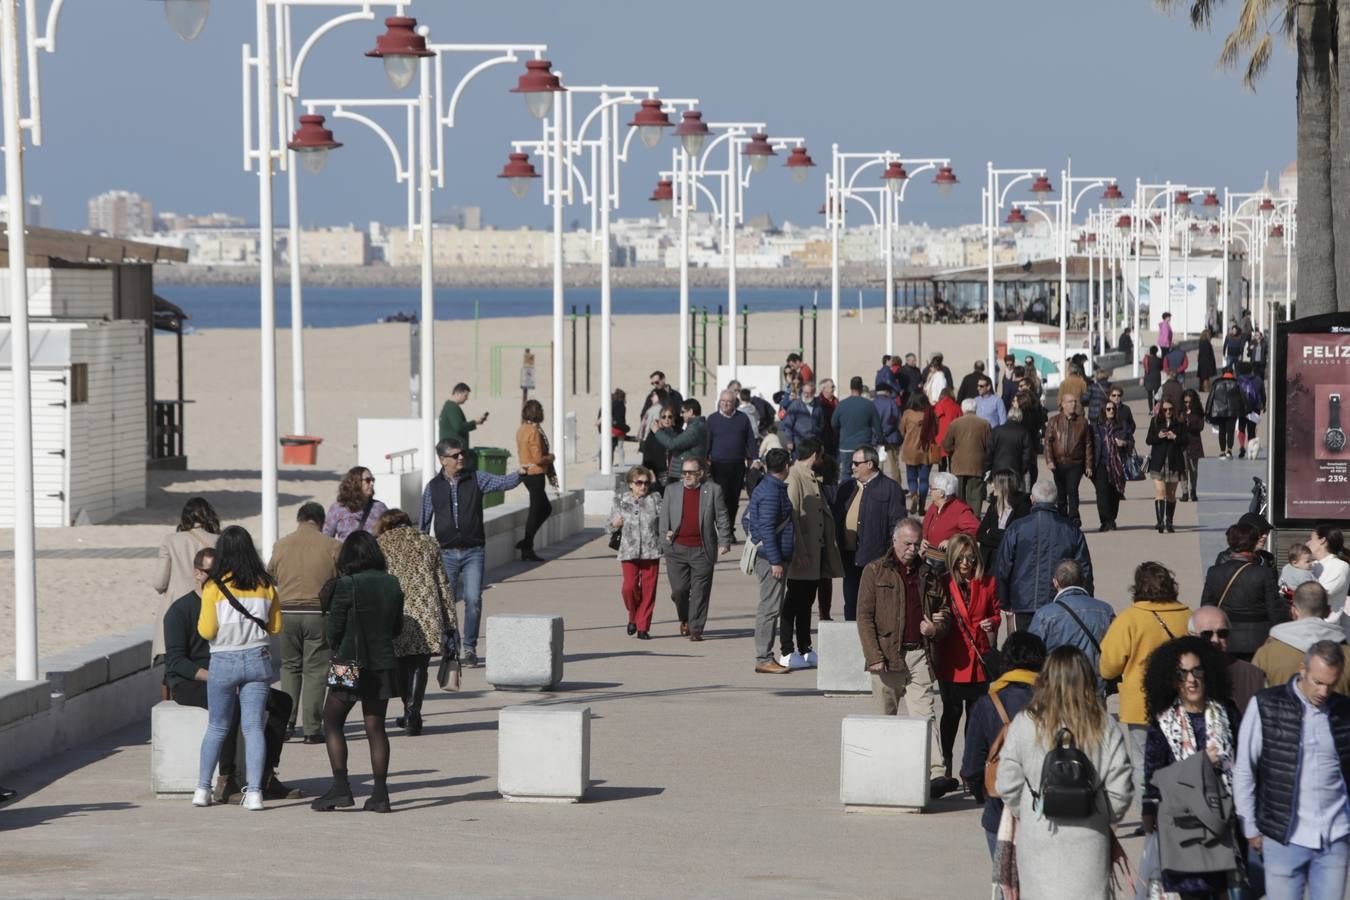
[1262,834,1349,900]
[441,546,486,651]
[198,646,273,792]
[906,463,931,501]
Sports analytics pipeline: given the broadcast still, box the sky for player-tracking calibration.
[11,0,1296,233]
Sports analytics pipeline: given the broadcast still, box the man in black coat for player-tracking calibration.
[832,446,908,620]
[957,360,988,403]
[987,406,1036,486]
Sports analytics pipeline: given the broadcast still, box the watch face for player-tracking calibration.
[1328,428,1347,453]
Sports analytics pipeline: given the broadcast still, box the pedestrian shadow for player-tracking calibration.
[411,720,498,737]
[697,627,754,640]
[564,651,696,663]
[391,788,501,811]
[585,781,664,802]
[0,801,138,832]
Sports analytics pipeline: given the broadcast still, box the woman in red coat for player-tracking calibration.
[932,387,962,471]
[932,533,999,796]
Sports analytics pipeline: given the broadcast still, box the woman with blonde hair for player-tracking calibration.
[375,508,456,737]
[516,399,556,562]
[608,466,663,639]
[324,467,387,541]
[931,533,1000,798]
[996,647,1134,899]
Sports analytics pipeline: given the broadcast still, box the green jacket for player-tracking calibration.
[652,415,709,471]
[438,400,476,448]
[324,570,405,672]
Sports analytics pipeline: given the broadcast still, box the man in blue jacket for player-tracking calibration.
[779,380,823,459]
[873,382,902,481]
[994,480,1094,633]
[831,376,883,470]
[1028,559,1114,690]
[832,446,907,621]
[744,448,795,674]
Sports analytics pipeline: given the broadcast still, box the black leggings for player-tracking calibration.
[1215,417,1237,453]
[938,680,989,768]
[781,579,817,656]
[522,473,553,550]
[322,692,390,794]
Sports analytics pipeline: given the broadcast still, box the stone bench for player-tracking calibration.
[839,714,931,812]
[0,680,52,729]
[151,701,208,797]
[497,704,590,803]
[816,622,871,695]
[485,614,564,691]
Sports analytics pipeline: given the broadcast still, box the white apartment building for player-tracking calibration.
[295,226,370,266]
[88,190,154,237]
[385,224,552,268]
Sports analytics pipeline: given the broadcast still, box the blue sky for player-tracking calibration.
[13,0,1295,232]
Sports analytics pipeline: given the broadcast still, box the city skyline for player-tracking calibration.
[10,1,1294,235]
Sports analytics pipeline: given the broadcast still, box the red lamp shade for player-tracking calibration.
[1209,223,1221,235]
[498,151,540,199]
[628,99,672,150]
[1151,213,1162,226]
[649,178,675,217]
[287,115,342,175]
[1102,183,1124,207]
[785,146,816,183]
[1201,191,1220,216]
[882,161,909,194]
[932,165,958,196]
[1269,223,1285,242]
[1030,174,1054,197]
[510,60,566,120]
[1115,214,1133,231]
[1258,196,1276,213]
[1173,191,1192,219]
[1189,222,1200,233]
[1006,206,1028,233]
[742,132,777,174]
[674,110,710,157]
[365,17,434,89]
[1085,232,1098,243]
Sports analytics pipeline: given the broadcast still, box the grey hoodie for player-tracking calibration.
[1266,615,1348,652]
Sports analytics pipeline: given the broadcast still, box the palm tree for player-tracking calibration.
[1157,0,1339,316]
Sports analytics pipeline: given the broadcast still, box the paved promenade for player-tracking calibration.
[0,473,1211,899]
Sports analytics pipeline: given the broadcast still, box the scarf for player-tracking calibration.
[1156,699,1234,790]
[993,803,1019,900]
[988,668,1038,696]
[1094,421,1128,493]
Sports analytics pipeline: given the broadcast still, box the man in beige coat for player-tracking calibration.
[780,438,843,668]
[268,502,340,742]
[940,399,992,511]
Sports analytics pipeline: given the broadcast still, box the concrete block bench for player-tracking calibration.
[151,701,208,797]
[485,614,564,691]
[498,704,590,802]
[816,622,871,695]
[839,714,931,812]
[0,680,52,728]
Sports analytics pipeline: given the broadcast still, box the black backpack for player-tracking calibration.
[1031,727,1099,820]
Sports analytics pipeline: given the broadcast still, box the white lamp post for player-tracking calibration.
[1053,160,1116,369]
[984,164,1046,375]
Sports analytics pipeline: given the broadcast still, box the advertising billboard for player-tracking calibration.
[1272,313,1350,526]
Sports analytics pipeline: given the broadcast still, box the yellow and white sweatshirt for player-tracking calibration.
[198,575,282,652]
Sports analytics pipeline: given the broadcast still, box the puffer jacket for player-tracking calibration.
[1205,374,1248,420]
[874,395,901,445]
[1200,552,1287,655]
[742,473,795,566]
[1044,412,1095,471]
[993,502,1094,614]
[988,420,1035,478]
[779,398,824,449]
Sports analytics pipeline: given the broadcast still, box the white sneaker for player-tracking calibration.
[192,788,211,808]
[240,790,264,811]
[802,650,818,668]
[778,653,793,668]
[786,651,809,670]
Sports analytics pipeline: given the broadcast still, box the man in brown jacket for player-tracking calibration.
[941,398,992,511]
[268,501,341,743]
[856,517,953,791]
[1252,582,1350,694]
[1044,393,1094,528]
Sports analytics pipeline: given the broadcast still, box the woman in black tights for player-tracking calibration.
[312,532,405,813]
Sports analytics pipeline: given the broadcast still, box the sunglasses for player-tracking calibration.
[851,459,869,467]
[362,476,376,484]
[1104,405,1117,411]
[1176,666,1206,682]
[681,470,701,477]
[1197,629,1230,642]
[632,479,650,486]
[956,556,977,566]
[441,452,464,461]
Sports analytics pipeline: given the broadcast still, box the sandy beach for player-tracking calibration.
[0,307,1148,674]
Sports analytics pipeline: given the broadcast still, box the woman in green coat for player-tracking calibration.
[312,531,404,814]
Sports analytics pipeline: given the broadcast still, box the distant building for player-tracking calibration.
[296,226,369,266]
[88,190,154,237]
[155,210,245,232]
[385,224,551,268]
[0,194,43,227]
[1278,161,1296,199]
[435,206,483,230]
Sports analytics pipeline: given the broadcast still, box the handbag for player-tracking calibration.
[608,529,623,552]
[951,582,1003,680]
[1124,451,1147,482]
[434,570,461,691]
[740,513,790,576]
[1216,563,1254,609]
[324,576,366,691]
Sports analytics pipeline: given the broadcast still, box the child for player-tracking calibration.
[1280,543,1318,599]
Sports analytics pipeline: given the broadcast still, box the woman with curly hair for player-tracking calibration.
[323,466,388,541]
[1141,636,1243,897]
[376,509,456,737]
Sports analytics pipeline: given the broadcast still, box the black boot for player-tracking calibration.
[1165,501,1177,533]
[311,769,354,811]
[406,663,428,736]
[1155,500,1166,534]
[363,778,391,813]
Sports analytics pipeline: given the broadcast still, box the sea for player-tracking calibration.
[160,285,927,330]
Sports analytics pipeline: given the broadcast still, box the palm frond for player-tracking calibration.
[1190,0,1219,28]
[1244,32,1274,90]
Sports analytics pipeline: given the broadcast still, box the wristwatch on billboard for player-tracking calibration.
[1327,393,1346,452]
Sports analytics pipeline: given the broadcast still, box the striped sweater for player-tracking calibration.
[197,576,282,652]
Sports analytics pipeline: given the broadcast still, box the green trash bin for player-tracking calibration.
[475,447,510,509]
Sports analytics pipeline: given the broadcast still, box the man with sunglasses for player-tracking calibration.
[658,458,731,641]
[639,370,684,434]
[420,436,526,667]
[832,445,906,621]
[1190,605,1267,721]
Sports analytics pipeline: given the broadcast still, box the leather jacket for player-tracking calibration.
[1044,412,1095,472]
[856,552,952,674]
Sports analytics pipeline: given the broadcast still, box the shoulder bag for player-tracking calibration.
[1216,563,1254,609]
[1053,597,1118,696]
[740,511,790,576]
[212,577,270,634]
[951,582,1002,680]
[325,576,366,691]
[356,498,376,533]
[983,691,1012,797]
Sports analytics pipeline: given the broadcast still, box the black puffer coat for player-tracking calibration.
[1205,375,1248,420]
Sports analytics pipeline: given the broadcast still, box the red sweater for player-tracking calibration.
[922,498,980,549]
[934,576,999,682]
[675,487,702,547]
[934,396,962,453]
